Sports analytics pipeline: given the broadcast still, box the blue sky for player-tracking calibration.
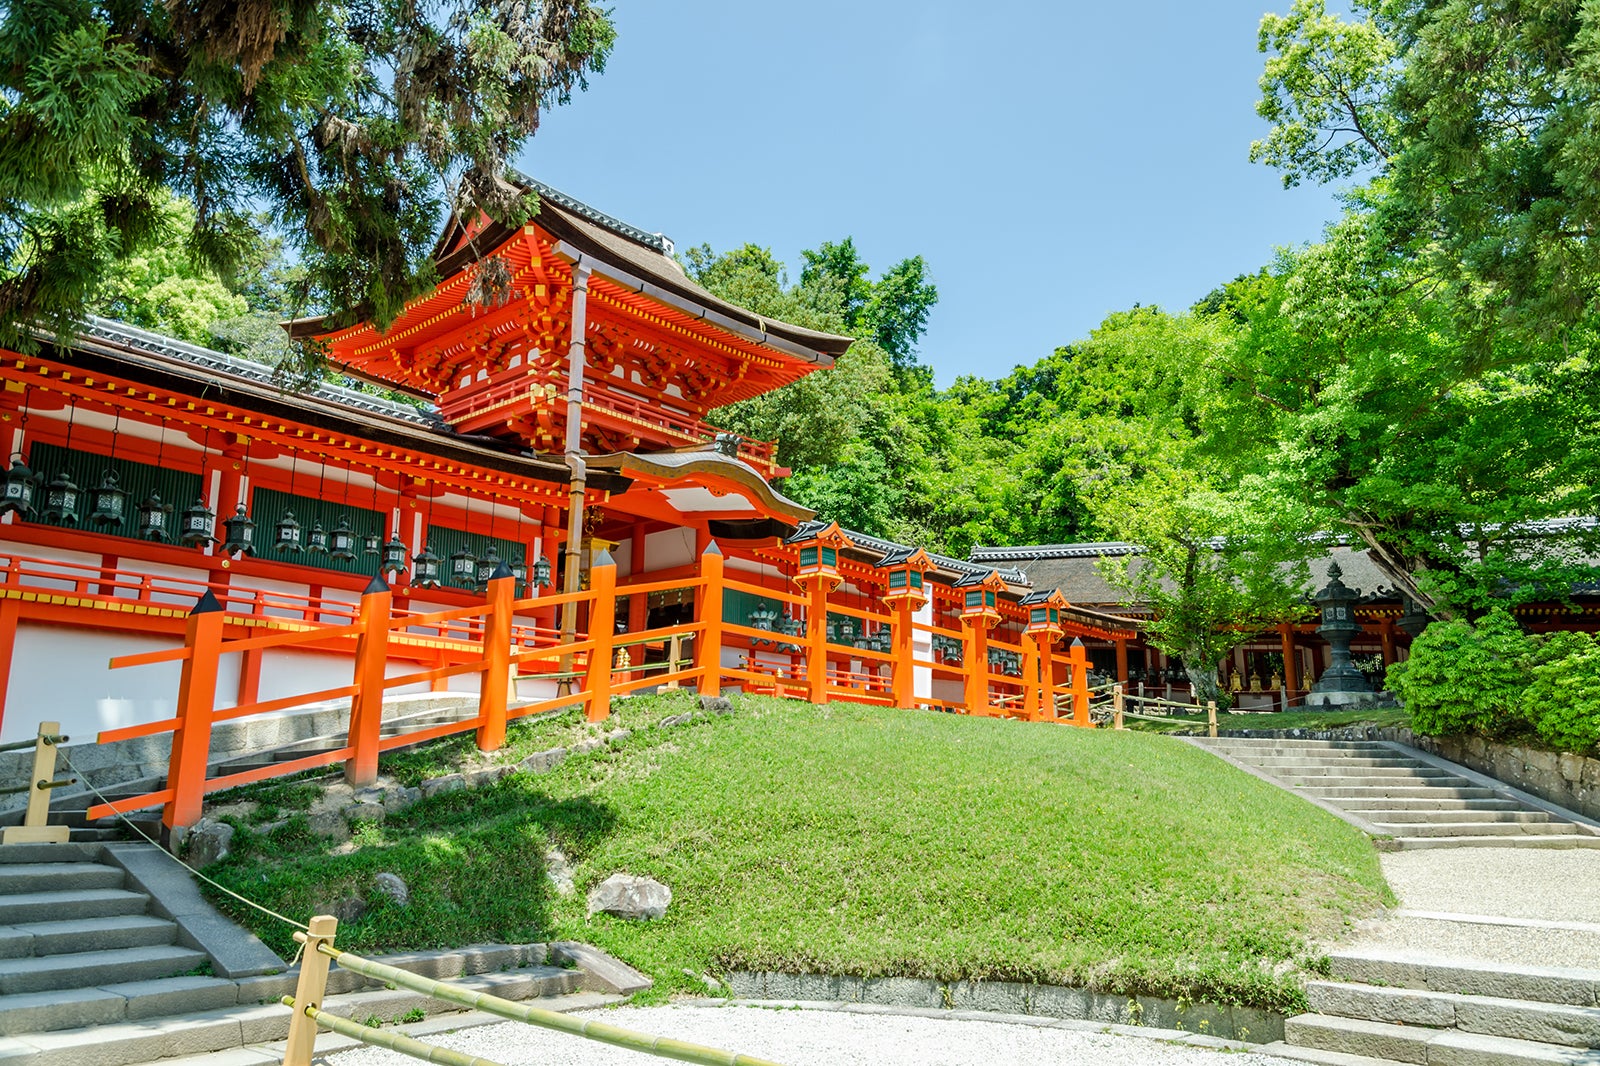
[517,2,1350,387]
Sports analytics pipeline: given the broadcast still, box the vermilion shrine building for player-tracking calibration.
[0,178,1135,767]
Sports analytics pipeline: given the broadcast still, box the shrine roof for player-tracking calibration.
[56,316,610,489]
[288,174,855,366]
[588,447,814,525]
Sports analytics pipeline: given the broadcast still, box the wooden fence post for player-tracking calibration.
[1068,637,1090,727]
[696,544,723,698]
[477,560,517,750]
[665,633,683,691]
[345,576,391,787]
[164,591,225,836]
[1113,683,1125,730]
[585,551,617,721]
[1207,699,1218,739]
[2,722,69,844]
[283,915,338,1066]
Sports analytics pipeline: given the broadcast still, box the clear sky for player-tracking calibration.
[516,1,1349,387]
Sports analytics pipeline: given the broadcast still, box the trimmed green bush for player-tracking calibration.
[1525,631,1600,752]
[1389,609,1529,737]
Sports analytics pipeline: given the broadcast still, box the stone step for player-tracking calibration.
[1297,785,1505,800]
[1260,764,1454,778]
[1309,981,1600,1049]
[0,944,205,995]
[1238,754,1429,766]
[1372,821,1574,838]
[1391,834,1600,850]
[0,844,102,865]
[0,975,238,1036]
[1361,809,1557,825]
[0,914,176,957]
[1204,741,1393,753]
[1329,950,1600,1006]
[1339,797,1526,812]
[0,862,123,895]
[1278,774,1466,789]
[1287,1013,1600,1066]
[1256,1039,1405,1066]
[0,888,150,924]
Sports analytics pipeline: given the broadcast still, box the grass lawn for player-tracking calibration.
[204,691,1392,1013]
[1124,706,1412,736]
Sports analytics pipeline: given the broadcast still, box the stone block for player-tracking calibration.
[1560,754,1587,784]
[949,979,1029,1015]
[1426,963,1596,1007]
[232,972,297,1005]
[344,801,386,825]
[861,976,941,1009]
[1029,983,1092,1020]
[1454,999,1600,1048]
[1309,981,1456,1027]
[520,748,567,774]
[1285,1014,1431,1064]
[1230,1005,1285,1044]
[105,975,239,1020]
[420,773,465,798]
[699,695,733,714]
[1427,1028,1588,1066]
[724,972,765,998]
[0,987,125,1036]
[548,941,651,995]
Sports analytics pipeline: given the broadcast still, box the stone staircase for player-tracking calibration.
[0,843,219,1037]
[1193,738,1600,849]
[1261,948,1600,1066]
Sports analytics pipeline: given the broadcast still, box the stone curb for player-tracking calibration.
[722,972,1284,1044]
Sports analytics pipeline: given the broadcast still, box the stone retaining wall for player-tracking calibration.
[1189,724,1600,823]
[725,971,1285,1044]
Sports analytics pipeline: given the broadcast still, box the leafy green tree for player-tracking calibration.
[0,0,614,355]
[797,237,938,376]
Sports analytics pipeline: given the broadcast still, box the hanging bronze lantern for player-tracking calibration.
[221,504,256,556]
[450,544,477,588]
[474,544,501,592]
[533,553,552,589]
[1,457,38,518]
[329,516,357,561]
[412,544,442,589]
[136,493,171,541]
[41,469,81,526]
[510,550,527,593]
[179,497,215,547]
[274,510,302,553]
[381,531,408,577]
[363,529,381,556]
[306,521,329,554]
[88,470,127,527]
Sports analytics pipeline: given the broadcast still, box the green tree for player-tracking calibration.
[0,0,614,356]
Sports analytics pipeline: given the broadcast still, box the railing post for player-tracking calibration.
[696,543,724,698]
[1207,699,1218,739]
[962,623,990,715]
[1068,637,1090,727]
[665,633,683,691]
[803,577,829,704]
[1021,639,1042,720]
[164,591,225,836]
[1113,683,1125,730]
[477,561,517,750]
[283,915,338,1066]
[345,576,392,787]
[585,551,617,721]
[892,601,916,709]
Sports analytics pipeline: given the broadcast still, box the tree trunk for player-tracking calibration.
[1350,527,1458,621]
[1185,661,1223,710]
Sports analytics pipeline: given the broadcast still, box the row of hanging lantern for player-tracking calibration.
[0,395,561,595]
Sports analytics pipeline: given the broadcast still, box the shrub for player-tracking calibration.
[1524,631,1600,753]
[1388,610,1529,737]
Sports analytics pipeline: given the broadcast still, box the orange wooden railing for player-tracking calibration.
[80,544,1097,832]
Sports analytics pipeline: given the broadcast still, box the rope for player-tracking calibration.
[54,746,309,932]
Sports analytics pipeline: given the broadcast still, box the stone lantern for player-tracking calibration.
[1396,594,1430,640]
[1307,560,1374,707]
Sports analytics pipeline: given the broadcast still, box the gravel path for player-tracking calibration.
[329,1004,1304,1066]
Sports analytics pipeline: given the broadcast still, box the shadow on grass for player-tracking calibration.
[200,781,619,960]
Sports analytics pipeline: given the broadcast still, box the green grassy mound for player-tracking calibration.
[204,691,1391,1013]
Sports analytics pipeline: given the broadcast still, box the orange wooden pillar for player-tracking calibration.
[345,575,392,787]
[891,600,916,708]
[1021,639,1041,720]
[962,621,991,715]
[803,577,829,704]
[476,559,516,748]
[585,550,617,720]
[1066,637,1091,727]
[164,591,226,833]
[696,543,723,698]
[1115,638,1129,685]
[0,598,19,735]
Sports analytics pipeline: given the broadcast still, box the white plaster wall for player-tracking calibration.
[644,528,696,572]
[2,622,239,744]
[913,599,934,699]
